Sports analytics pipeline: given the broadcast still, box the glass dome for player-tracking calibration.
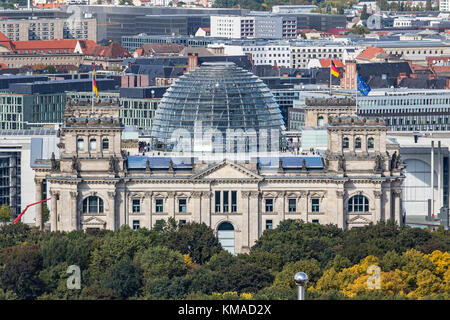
[150,62,284,153]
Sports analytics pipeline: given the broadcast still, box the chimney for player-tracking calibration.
[186,53,198,73]
[245,53,254,66]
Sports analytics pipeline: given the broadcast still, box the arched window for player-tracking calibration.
[77,138,84,150]
[82,196,104,214]
[348,195,369,212]
[368,137,374,149]
[102,138,109,150]
[317,116,324,127]
[355,137,362,149]
[342,137,349,149]
[217,222,235,255]
[89,138,97,150]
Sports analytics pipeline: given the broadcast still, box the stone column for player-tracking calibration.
[249,191,259,246]
[167,192,175,218]
[431,141,435,215]
[374,190,382,223]
[384,187,392,221]
[107,191,116,230]
[192,192,202,224]
[34,178,43,230]
[336,190,345,229]
[240,191,250,250]
[393,189,402,226]
[201,191,211,226]
[145,192,152,230]
[300,191,308,222]
[438,141,443,209]
[50,192,59,231]
[70,191,78,230]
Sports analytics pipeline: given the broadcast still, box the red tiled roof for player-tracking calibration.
[14,39,79,52]
[0,32,10,42]
[433,66,450,73]
[85,42,129,58]
[320,59,344,68]
[357,46,385,60]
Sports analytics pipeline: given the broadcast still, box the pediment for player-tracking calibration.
[347,215,371,224]
[191,160,262,181]
[82,215,107,226]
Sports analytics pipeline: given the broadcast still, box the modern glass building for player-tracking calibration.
[150,62,284,153]
[357,89,450,132]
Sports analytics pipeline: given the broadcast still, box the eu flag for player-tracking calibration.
[357,74,371,95]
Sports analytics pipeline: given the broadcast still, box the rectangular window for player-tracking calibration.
[178,198,187,213]
[311,198,320,212]
[266,219,273,230]
[265,198,273,212]
[223,191,229,213]
[132,199,140,213]
[215,191,221,213]
[288,198,296,212]
[155,198,163,213]
[312,219,319,223]
[133,220,140,230]
[231,191,237,212]
[179,219,186,225]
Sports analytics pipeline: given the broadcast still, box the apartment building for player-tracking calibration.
[223,42,291,67]
[0,18,96,42]
[290,41,357,69]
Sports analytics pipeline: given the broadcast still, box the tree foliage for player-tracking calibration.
[0,220,449,300]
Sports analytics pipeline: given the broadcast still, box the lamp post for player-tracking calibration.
[294,272,308,300]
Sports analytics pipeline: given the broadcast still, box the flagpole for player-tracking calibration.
[329,59,332,96]
[91,65,94,114]
[355,62,358,110]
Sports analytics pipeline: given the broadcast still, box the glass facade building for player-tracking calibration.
[151,62,284,152]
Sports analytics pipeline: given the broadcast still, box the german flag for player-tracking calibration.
[92,63,99,99]
[330,60,339,78]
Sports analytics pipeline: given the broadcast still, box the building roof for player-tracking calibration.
[139,43,185,56]
[86,42,130,59]
[319,59,344,68]
[357,46,385,60]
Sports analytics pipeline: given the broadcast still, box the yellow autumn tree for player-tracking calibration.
[408,269,445,299]
[425,250,450,276]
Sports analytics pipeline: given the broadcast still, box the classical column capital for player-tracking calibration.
[108,191,116,199]
[336,190,345,198]
[374,190,382,199]
[69,191,77,199]
[393,189,402,198]
[250,191,260,199]
[201,191,212,198]
[167,191,176,198]
[241,191,251,198]
[192,191,202,199]
[144,191,153,199]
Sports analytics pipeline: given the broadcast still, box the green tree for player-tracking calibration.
[102,257,142,299]
[425,0,432,10]
[0,245,44,299]
[0,222,31,248]
[164,222,222,264]
[272,259,322,289]
[0,203,11,223]
[147,276,191,299]
[134,246,187,283]
[42,204,50,223]
[44,65,57,74]
[360,4,369,20]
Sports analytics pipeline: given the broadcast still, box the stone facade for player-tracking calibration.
[32,100,405,254]
[304,98,357,127]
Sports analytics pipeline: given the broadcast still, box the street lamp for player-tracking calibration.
[294,272,308,300]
